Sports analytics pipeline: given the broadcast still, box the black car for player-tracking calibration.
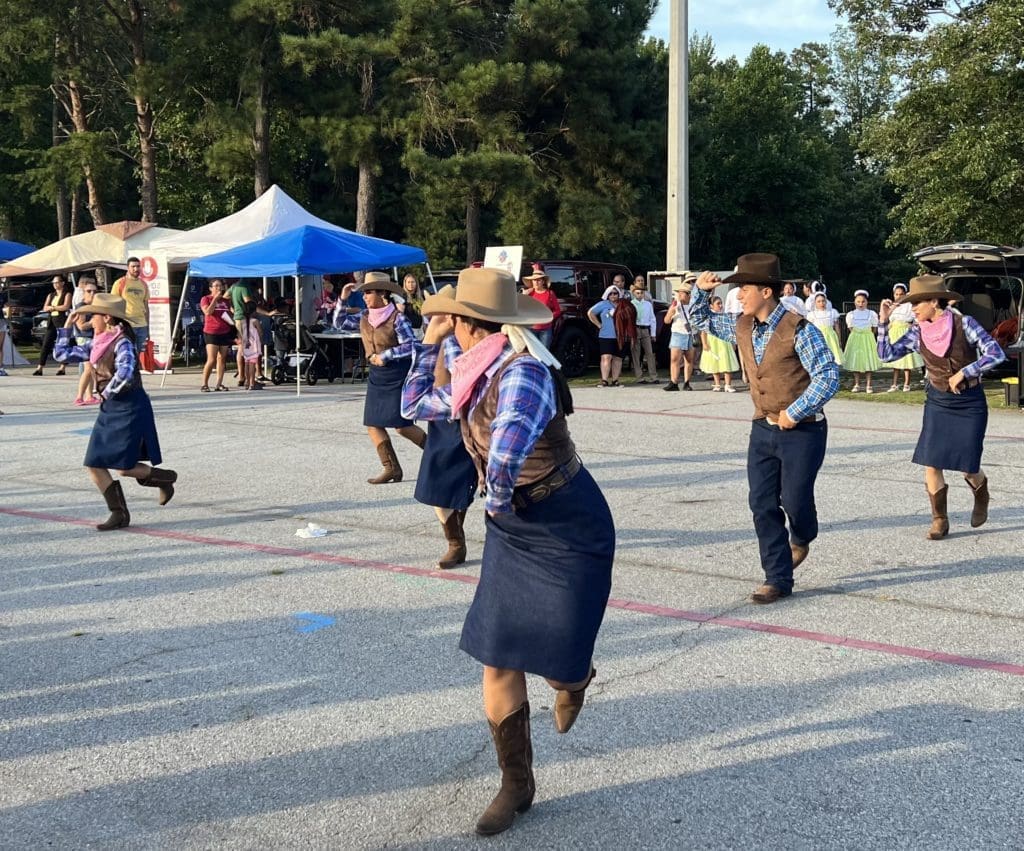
[1,282,50,343]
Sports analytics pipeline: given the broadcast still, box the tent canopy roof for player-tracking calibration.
[188,225,427,278]
[150,184,349,263]
[0,239,35,262]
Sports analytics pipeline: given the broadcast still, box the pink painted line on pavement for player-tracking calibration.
[575,405,1022,441]
[4,505,1024,677]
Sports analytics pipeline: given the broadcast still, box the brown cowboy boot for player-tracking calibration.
[476,702,535,836]
[966,476,989,528]
[138,467,178,505]
[927,486,949,540]
[554,666,596,734]
[97,481,130,531]
[407,427,427,449]
[367,438,402,484]
[438,510,467,569]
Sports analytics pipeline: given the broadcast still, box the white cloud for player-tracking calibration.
[647,0,843,59]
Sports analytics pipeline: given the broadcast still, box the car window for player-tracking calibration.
[545,266,575,299]
[578,269,607,301]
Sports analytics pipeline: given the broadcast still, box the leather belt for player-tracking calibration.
[512,455,582,510]
[763,413,823,427]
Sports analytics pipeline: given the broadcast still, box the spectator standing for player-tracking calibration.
[68,279,100,405]
[843,289,881,393]
[587,285,626,387]
[34,274,72,376]
[663,275,695,391]
[523,264,561,349]
[111,257,151,354]
[699,295,739,391]
[878,276,1005,538]
[199,279,234,392]
[885,282,923,392]
[629,279,658,384]
[399,274,425,331]
[241,301,263,391]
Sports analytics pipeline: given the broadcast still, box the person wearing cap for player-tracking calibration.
[662,274,696,391]
[400,286,478,570]
[403,268,614,836]
[54,293,177,531]
[843,289,881,392]
[884,282,923,392]
[335,271,427,483]
[522,263,561,349]
[630,278,659,384]
[692,254,840,604]
[878,276,1005,539]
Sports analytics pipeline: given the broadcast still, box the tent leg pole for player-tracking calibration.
[161,271,189,389]
[295,275,301,396]
[262,276,269,378]
[425,262,437,293]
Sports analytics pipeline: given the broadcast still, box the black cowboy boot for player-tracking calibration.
[138,467,178,505]
[97,481,130,531]
[966,476,989,528]
[476,703,535,836]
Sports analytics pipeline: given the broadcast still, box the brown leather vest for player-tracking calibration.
[92,341,140,395]
[736,310,812,421]
[920,313,974,392]
[360,312,399,357]
[459,352,576,489]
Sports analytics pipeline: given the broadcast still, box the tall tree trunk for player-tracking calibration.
[252,53,271,197]
[356,155,377,235]
[52,95,70,239]
[70,185,82,235]
[126,0,157,221]
[66,77,107,226]
[465,189,481,265]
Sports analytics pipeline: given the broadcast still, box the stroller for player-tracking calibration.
[269,315,336,385]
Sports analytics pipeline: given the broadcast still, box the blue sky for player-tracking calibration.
[646,0,843,61]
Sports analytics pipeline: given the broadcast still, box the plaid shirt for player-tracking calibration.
[333,308,416,363]
[402,340,556,513]
[690,288,840,421]
[877,314,1005,379]
[54,328,137,398]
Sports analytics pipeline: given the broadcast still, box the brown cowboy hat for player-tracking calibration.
[896,275,962,305]
[723,253,784,286]
[74,293,131,323]
[355,270,403,297]
[422,267,552,325]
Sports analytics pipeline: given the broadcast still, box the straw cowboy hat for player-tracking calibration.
[75,293,131,323]
[356,270,404,297]
[422,267,552,325]
[723,253,784,286]
[896,275,961,305]
[522,263,548,281]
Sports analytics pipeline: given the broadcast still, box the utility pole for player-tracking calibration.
[666,0,689,272]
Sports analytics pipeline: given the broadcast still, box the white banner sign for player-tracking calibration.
[483,245,524,281]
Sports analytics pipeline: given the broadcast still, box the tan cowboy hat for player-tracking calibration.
[356,270,403,297]
[723,253,783,286]
[522,263,548,281]
[896,275,962,305]
[422,267,552,325]
[77,293,131,323]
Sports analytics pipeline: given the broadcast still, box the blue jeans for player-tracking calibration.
[746,417,828,592]
[134,326,149,351]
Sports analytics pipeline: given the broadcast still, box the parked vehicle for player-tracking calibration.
[1,282,50,343]
[430,261,669,377]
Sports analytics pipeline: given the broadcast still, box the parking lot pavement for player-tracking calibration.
[2,371,1023,848]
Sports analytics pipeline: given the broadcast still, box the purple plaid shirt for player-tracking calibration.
[877,314,1005,379]
[333,308,416,363]
[402,339,556,513]
[54,328,136,398]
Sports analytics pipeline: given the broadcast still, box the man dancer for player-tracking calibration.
[690,254,839,603]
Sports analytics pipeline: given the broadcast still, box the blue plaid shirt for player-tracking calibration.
[402,339,556,513]
[54,328,137,398]
[332,308,416,363]
[690,288,840,421]
[877,314,1005,378]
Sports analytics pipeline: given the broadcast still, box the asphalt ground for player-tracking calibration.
[2,368,1023,849]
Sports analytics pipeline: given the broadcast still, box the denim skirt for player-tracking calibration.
[913,383,987,474]
[84,386,162,470]
[459,465,614,682]
[414,419,477,510]
[363,358,414,428]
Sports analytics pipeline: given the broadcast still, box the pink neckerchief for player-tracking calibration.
[366,303,396,328]
[919,310,954,356]
[90,327,123,366]
[450,333,509,416]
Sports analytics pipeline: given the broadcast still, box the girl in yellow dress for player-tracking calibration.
[699,295,739,391]
[885,282,924,391]
[806,293,843,365]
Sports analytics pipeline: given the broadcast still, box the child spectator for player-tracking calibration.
[843,289,881,392]
[699,295,739,391]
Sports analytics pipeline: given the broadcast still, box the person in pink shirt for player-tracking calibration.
[522,264,561,349]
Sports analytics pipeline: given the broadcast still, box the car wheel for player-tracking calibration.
[555,326,589,378]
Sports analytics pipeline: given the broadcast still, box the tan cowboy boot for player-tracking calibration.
[554,666,596,734]
[367,438,402,484]
[966,476,989,528]
[476,703,535,836]
[137,467,178,505]
[97,481,130,531]
[438,510,467,569]
[927,486,949,540]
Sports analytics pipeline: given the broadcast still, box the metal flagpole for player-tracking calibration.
[160,270,189,389]
[666,0,689,272]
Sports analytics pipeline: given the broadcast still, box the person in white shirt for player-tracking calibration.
[885,282,924,391]
[780,282,808,317]
[806,293,843,364]
[804,280,833,313]
[663,276,695,391]
[629,279,658,383]
[843,289,881,392]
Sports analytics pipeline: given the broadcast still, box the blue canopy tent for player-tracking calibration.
[180,225,428,394]
[0,239,35,262]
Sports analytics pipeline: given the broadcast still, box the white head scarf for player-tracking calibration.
[601,285,622,301]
